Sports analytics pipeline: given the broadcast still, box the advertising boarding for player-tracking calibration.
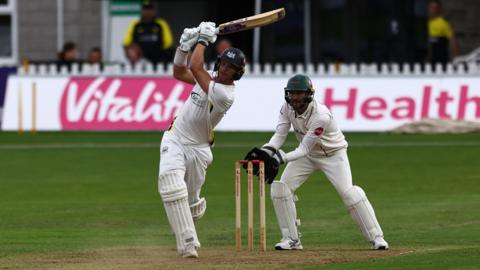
[2,76,479,131]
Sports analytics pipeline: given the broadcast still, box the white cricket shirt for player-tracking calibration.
[169,74,234,145]
[266,100,348,160]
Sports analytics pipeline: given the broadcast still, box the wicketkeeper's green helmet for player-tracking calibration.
[284,74,315,104]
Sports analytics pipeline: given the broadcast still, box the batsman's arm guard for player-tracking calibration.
[243,147,280,184]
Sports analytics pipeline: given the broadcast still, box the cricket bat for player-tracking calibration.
[216,8,286,35]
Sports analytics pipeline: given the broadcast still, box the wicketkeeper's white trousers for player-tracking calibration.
[281,149,353,195]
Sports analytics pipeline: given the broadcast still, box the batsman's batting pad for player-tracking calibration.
[243,147,280,184]
[159,170,200,253]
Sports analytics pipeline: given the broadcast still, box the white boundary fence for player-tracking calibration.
[2,62,480,132]
[17,62,480,77]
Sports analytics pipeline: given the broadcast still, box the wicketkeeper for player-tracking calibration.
[158,22,246,258]
[244,74,389,250]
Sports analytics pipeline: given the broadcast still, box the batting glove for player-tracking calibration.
[197,21,217,46]
[179,27,199,52]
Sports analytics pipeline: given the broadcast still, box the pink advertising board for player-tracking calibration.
[2,77,192,131]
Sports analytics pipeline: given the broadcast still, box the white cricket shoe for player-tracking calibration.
[274,238,303,250]
[372,236,389,250]
[181,243,198,258]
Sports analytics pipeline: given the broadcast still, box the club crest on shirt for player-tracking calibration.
[190,92,206,107]
[314,127,324,136]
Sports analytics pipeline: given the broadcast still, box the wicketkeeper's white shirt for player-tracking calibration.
[266,101,348,160]
[169,73,235,145]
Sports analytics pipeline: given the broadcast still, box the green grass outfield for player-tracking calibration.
[0,132,479,269]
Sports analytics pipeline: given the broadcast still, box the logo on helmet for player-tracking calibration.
[291,81,301,86]
[226,51,236,59]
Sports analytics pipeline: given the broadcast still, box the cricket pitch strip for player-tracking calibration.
[0,246,409,270]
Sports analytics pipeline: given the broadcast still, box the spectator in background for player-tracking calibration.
[57,41,78,71]
[123,1,173,64]
[87,47,102,65]
[125,42,148,66]
[207,38,233,63]
[427,0,459,64]
[215,38,232,57]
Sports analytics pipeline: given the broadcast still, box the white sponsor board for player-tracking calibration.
[312,77,480,131]
[2,76,480,131]
[217,76,480,131]
[2,77,68,131]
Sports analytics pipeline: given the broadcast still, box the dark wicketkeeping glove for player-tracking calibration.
[243,147,280,184]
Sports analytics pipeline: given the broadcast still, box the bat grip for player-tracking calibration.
[195,26,220,34]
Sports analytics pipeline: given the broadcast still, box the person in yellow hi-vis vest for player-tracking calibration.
[428,0,459,64]
[123,1,173,64]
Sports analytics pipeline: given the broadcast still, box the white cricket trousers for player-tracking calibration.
[281,148,353,195]
[159,131,213,204]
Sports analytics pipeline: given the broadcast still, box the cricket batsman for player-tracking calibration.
[244,74,389,250]
[158,22,246,258]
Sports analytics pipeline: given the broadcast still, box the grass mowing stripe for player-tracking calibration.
[1,141,480,149]
[1,132,479,269]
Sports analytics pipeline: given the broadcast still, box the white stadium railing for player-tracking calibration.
[5,61,480,132]
[16,62,480,77]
